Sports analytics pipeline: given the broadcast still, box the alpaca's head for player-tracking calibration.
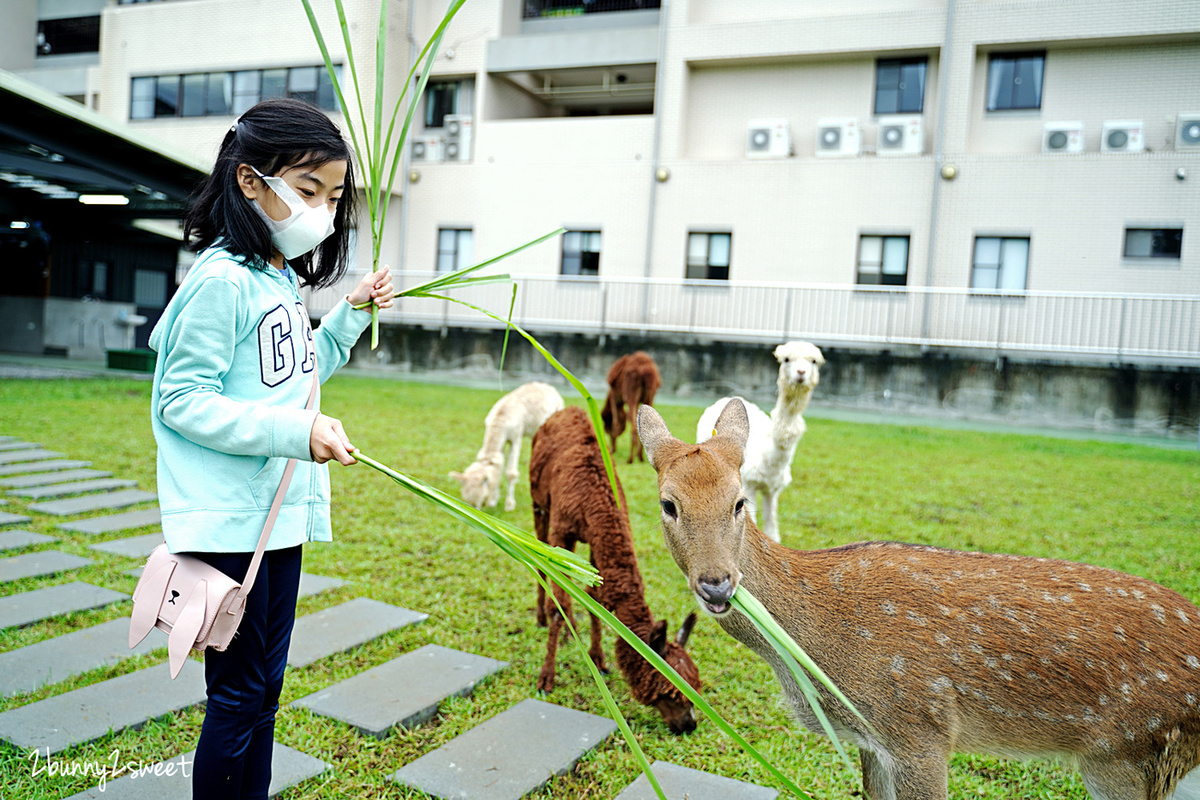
[448,455,503,509]
[773,341,824,396]
[631,613,701,734]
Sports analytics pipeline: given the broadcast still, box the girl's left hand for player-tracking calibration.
[348,265,395,310]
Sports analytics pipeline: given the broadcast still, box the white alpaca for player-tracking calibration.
[696,341,824,542]
[450,381,565,512]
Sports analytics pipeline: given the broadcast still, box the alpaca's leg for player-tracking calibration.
[537,580,572,692]
[587,602,608,673]
[503,437,521,512]
[760,488,781,542]
[533,505,549,627]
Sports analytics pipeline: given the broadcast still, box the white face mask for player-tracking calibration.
[248,166,336,260]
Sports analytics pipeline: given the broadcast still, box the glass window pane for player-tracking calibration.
[130,76,155,119]
[425,82,457,128]
[181,73,206,117]
[585,232,601,253]
[234,70,259,94]
[438,228,457,252]
[437,253,455,273]
[1013,57,1043,109]
[1125,229,1152,257]
[972,265,998,290]
[987,59,1013,110]
[899,62,925,112]
[563,230,581,254]
[709,234,731,267]
[317,67,337,110]
[882,237,909,275]
[457,230,473,269]
[261,69,287,100]
[154,76,179,117]
[687,233,708,265]
[999,238,1029,290]
[562,253,581,275]
[288,66,318,104]
[207,73,231,115]
[134,270,168,308]
[974,237,1001,267]
[858,235,882,267]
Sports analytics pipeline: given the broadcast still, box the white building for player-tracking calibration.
[5,0,1199,365]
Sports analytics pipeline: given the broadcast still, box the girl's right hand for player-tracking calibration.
[310,414,357,465]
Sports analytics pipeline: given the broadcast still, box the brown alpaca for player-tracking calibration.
[601,351,661,463]
[529,406,701,734]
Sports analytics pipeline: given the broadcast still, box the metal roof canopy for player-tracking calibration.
[0,70,208,227]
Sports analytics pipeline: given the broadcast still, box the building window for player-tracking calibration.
[561,231,601,277]
[36,16,100,57]
[425,80,474,128]
[857,235,910,286]
[1124,228,1182,259]
[986,52,1045,111]
[874,58,926,115]
[686,232,731,281]
[129,66,341,120]
[437,228,474,273]
[972,237,1029,291]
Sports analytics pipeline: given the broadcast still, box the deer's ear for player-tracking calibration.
[713,398,751,452]
[636,404,672,468]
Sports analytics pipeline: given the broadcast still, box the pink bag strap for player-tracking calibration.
[236,367,319,602]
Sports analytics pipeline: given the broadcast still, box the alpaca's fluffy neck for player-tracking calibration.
[768,379,813,445]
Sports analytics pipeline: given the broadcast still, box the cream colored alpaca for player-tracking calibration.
[450,381,564,512]
[696,341,823,542]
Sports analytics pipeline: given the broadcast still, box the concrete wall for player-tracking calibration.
[350,325,1200,440]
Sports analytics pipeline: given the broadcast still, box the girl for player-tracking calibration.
[148,98,391,798]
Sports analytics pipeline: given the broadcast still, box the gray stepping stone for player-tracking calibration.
[29,489,157,516]
[62,742,329,799]
[0,550,93,583]
[0,441,38,451]
[0,661,206,754]
[615,761,780,800]
[297,572,348,598]
[89,533,164,559]
[0,448,65,464]
[0,511,33,527]
[292,644,507,738]
[0,530,58,552]
[0,618,165,697]
[59,507,161,534]
[0,459,92,477]
[8,478,137,499]
[0,469,114,488]
[287,597,427,668]
[391,698,618,800]
[0,582,128,629]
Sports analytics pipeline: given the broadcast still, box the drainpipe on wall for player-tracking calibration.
[920,0,957,347]
[396,0,419,276]
[640,0,671,326]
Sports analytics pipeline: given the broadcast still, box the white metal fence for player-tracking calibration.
[306,273,1200,365]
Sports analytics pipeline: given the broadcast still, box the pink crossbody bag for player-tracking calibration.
[129,370,318,679]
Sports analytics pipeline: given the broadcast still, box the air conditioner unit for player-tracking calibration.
[1042,121,1084,153]
[411,135,443,163]
[815,118,860,158]
[746,119,792,159]
[443,114,473,161]
[1101,120,1144,153]
[876,115,924,156]
[1176,113,1200,150]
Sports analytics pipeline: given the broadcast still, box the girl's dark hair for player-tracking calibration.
[184,98,357,289]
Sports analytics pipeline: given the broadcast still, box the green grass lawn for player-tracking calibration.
[0,373,1197,799]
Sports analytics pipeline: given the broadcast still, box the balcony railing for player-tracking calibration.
[523,0,661,18]
[305,274,1200,365]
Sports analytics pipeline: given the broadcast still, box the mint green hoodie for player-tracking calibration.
[149,246,369,553]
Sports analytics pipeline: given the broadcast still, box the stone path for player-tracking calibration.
[0,582,128,629]
[292,643,507,737]
[0,432,779,799]
[0,661,207,754]
[0,550,93,583]
[0,468,113,488]
[391,698,618,800]
[615,760,781,800]
[287,597,428,667]
[62,743,330,800]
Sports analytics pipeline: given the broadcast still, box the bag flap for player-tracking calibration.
[167,580,207,679]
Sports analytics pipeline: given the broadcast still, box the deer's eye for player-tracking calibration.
[660,499,677,519]
[734,499,745,516]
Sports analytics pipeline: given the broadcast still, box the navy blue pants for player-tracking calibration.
[188,545,302,800]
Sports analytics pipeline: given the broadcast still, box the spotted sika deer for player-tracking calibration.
[637,399,1200,800]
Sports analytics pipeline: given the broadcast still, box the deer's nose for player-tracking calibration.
[696,575,729,606]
